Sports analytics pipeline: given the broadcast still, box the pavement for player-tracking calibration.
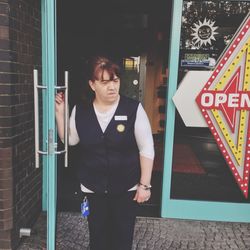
[17,212,250,250]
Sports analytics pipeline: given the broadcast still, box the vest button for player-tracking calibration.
[104,190,108,193]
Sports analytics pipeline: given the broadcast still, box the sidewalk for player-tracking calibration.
[18,212,250,250]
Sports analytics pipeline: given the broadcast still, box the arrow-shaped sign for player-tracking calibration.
[196,14,250,198]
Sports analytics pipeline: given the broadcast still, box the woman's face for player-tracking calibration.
[89,70,120,105]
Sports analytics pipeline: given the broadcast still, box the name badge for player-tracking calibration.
[114,115,127,121]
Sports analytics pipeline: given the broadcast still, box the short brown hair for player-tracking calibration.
[87,56,121,81]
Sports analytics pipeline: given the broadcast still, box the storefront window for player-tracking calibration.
[180,1,250,68]
[171,1,250,203]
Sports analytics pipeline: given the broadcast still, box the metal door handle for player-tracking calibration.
[34,70,69,168]
[55,71,69,167]
[33,69,48,168]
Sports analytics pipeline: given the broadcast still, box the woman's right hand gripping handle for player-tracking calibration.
[55,92,65,142]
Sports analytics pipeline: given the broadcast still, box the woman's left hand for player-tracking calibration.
[133,186,151,203]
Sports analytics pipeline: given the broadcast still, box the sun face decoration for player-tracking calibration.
[191,18,219,47]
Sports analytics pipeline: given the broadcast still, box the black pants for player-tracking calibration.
[85,191,138,250]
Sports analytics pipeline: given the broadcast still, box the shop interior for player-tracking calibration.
[56,0,172,216]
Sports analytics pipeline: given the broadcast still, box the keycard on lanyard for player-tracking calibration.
[81,196,90,217]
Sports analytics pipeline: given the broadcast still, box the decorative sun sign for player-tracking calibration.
[196,14,250,198]
[191,18,219,47]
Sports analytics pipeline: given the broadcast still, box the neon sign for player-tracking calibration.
[196,15,250,198]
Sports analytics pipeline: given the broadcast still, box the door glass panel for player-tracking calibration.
[171,1,250,203]
[56,0,172,217]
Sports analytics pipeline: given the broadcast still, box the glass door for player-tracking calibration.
[161,0,250,222]
[37,0,60,249]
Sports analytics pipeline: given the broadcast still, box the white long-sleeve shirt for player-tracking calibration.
[68,99,155,192]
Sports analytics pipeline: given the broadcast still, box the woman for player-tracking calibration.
[55,56,154,250]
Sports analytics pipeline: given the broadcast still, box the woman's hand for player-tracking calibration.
[55,92,65,115]
[133,186,151,203]
[55,92,65,142]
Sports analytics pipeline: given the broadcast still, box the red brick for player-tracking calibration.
[0,198,12,209]
[0,25,9,39]
[0,159,11,169]
[0,179,12,189]
[0,148,12,159]
[0,189,12,200]
[0,229,11,240]
[0,138,13,148]
[0,15,8,26]
[0,218,13,230]
[0,239,11,249]
[0,3,9,15]
[0,0,42,248]
[0,169,12,179]
[0,208,12,220]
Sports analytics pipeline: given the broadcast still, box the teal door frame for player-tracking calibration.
[161,0,250,222]
[40,2,250,249]
[41,0,57,249]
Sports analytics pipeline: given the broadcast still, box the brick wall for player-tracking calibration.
[0,0,42,249]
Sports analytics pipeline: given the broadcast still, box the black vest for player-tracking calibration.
[75,95,141,194]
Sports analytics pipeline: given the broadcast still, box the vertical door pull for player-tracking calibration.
[64,71,69,167]
[33,69,48,168]
[54,71,69,167]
